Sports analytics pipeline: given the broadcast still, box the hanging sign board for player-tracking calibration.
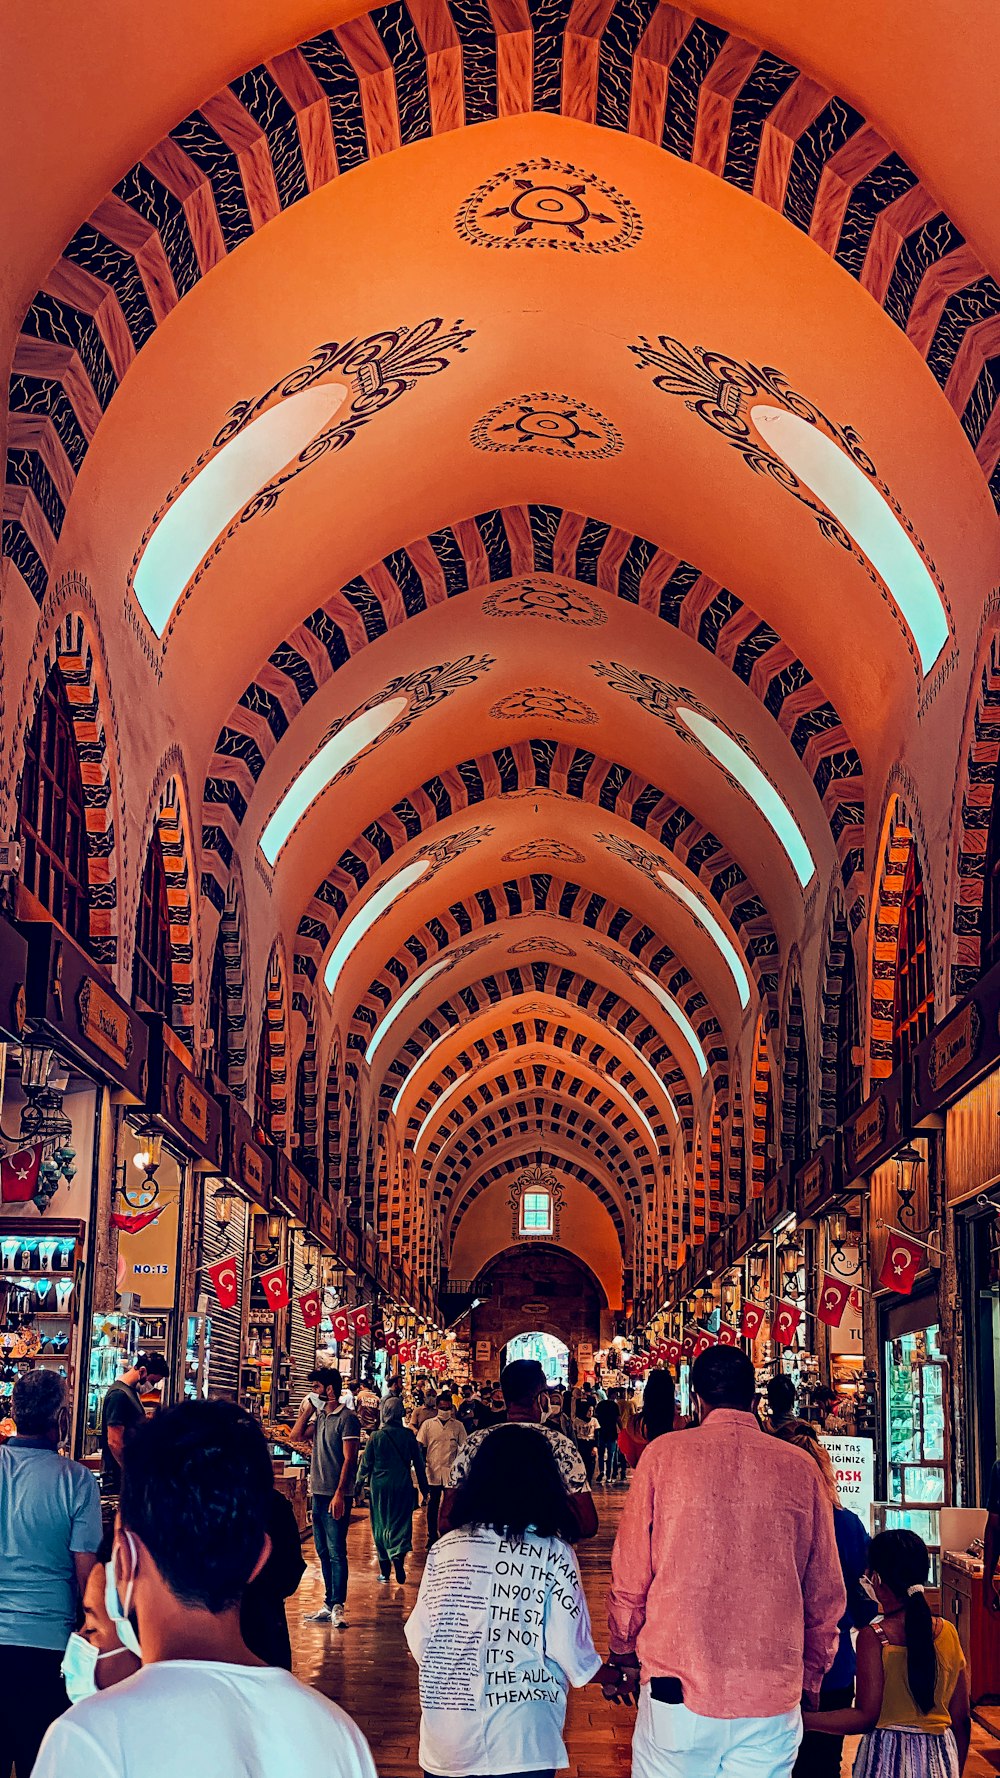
[911,956,1000,1124]
[844,1066,908,1182]
[821,1435,875,1532]
[21,916,148,1101]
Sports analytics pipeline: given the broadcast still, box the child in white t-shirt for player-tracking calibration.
[405,1422,608,1778]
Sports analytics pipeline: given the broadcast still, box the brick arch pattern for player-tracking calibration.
[778,970,809,1163]
[208,871,250,1100]
[144,776,197,1053]
[397,1018,670,1149]
[708,1104,726,1225]
[291,990,320,1167]
[8,0,1000,605]
[749,1013,776,1195]
[950,631,1000,998]
[325,874,729,1100]
[818,898,855,1133]
[257,942,290,1145]
[324,1044,343,1199]
[202,509,863,918]
[380,965,692,1130]
[869,795,932,1079]
[432,1113,639,1240]
[728,1071,748,1213]
[421,1078,653,1213]
[16,610,119,968]
[445,1154,630,1256]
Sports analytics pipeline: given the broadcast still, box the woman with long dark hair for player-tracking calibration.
[405,1424,605,1778]
[617,1370,679,1469]
[802,1528,970,1776]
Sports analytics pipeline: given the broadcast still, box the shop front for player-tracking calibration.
[14,915,149,1458]
[198,1094,272,1404]
[796,1136,874,1436]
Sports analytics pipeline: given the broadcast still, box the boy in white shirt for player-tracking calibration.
[33,1400,376,1778]
[417,1391,467,1545]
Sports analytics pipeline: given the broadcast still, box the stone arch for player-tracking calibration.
[256,940,291,1146]
[133,760,199,1053]
[868,792,935,1079]
[206,865,250,1100]
[818,894,862,1132]
[749,1014,776,1195]
[291,990,320,1176]
[948,622,1000,998]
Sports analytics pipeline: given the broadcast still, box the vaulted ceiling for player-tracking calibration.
[4,0,999,1301]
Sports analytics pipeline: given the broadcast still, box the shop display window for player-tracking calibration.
[883,1324,947,1577]
[184,1312,212,1400]
[83,1309,170,1458]
[0,1220,82,1435]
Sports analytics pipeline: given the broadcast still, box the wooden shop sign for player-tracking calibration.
[844,1066,907,1181]
[273,1151,309,1222]
[144,1016,223,1170]
[730,1203,760,1263]
[221,1097,272,1209]
[21,916,148,1101]
[911,955,1000,1123]
[316,1196,334,1249]
[761,1162,793,1233]
[796,1137,840,1221]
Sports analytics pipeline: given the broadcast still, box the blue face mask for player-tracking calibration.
[106,1531,142,1659]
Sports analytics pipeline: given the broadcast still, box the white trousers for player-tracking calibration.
[631,1685,803,1778]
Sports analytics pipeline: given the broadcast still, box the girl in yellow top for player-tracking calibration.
[803,1528,970,1776]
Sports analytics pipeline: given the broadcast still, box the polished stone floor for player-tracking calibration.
[289,1484,1000,1777]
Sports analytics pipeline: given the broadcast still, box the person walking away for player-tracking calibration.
[357,1396,428,1583]
[595,1392,621,1484]
[240,1486,306,1669]
[572,1390,598,1484]
[442,1359,598,1542]
[288,1367,360,1627]
[411,1386,438,1433]
[802,1528,970,1776]
[33,1401,377,1778]
[418,1391,466,1546]
[0,1371,102,1775]
[405,1423,612,1778]
[605,1346,845,1778]
[765,1372,811,1437]
[772,1423,874,1777]
[100,1351,169,1491]
[617,1370,680,1470]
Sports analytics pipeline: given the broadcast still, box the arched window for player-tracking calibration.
[982,778,1000,978]
[133,829,172,1019]
[18,673,91,948]
[520,1189,552,1234]
[893,851,934,1066]
[207,932,231,1083]
[835,937,862,1122]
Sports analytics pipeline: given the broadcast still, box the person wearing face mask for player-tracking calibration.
[0,1369,101,1776]
[441,1360,598,1542]
[100,1351,169,1491]
[62,1529,142,1705]
[33,1399,377,1778]
[417,1391,467,1545]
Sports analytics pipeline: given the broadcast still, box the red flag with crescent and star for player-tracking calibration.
[330,1308,350,1342]
[298,1290,323,1329]
[716,1322,739,1347]
[817,1274,851,1328]
[383,1332,399,1357]
[0,1142,43,1203]
[259,1265,289,1310]
[397,1339,415,1364]
[692,1331,717,1359]
[348,1305,371,1337]
[208,1255,239,1309]
[878,1232,923,1296]
[771,1301,802,1347]
[740,1300,766,1341]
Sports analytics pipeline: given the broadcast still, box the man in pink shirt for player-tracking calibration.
[605,1346,845,1777]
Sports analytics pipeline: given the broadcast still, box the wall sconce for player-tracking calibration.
[115,1132,162,1209]
[721,1274,738,1312]
[747,1250,767,1295]
[779,1235,803,1279]
[211,1180,238,1232]
[19,1043,54,1092]
[828,1206,860,1277]
[894,1144,923,1229]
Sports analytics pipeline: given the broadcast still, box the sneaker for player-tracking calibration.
[304,1605,332,1623]
[331,1604,348,1628]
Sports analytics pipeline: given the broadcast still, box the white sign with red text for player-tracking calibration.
[821,1435,875,1532]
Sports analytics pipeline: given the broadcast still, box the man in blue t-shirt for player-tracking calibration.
[0,1369,102,1775]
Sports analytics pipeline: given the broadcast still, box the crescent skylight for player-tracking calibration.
[367,955,453,1068]
[323,857,431,999]
[391,1023,458,1117]
[635,967,709,1078]
[677,706,816,889]
[656,870,752,1009]
[133,384,347,636]
[261,695,409,866]
[751,405,948,675]
[414,1069,474,1153]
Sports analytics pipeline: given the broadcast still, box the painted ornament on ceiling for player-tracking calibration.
[502,840,586,864]
[490,688,598,725]
[508,937,575,957]
[482,577,607,626]
[456,158,642,255]
[471,395,622,460]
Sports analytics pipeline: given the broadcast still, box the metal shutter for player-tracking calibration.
[198,1191,248,1400]
[288,1229,318,1399]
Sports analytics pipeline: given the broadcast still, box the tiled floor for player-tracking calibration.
[289,1484,1000,1777]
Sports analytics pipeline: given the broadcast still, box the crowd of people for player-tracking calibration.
[0,1349,975,1778]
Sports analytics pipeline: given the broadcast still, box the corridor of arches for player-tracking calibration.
[5,2,1000,1770]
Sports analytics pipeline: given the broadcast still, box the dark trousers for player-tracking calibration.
[311,1495,352,1607]
[578,1438,597,1484]
[792,1682,853,1778]
[598,1432,621,1479]
[0,1645,68,1778]
[426,1485,443,1545]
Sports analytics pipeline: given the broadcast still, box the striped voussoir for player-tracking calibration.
[952,635,1000,997]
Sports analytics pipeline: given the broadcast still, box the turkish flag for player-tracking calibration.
[817,1274,851,1328]
[383,1332,399,1357]
[330,1308,350,1342]
[0,1143,43,1203]
[772,1301,802,1347]
[417,1345,433,1367]
[741,1300,766,1340]
[716,1322,739,1347]
[208,1255,239,1309]
[692,1331,717,1359]
[348,1305,371,1337]
[298,1290,322,1329]
[259,1265,289,1310]
[110,1208,163,1235]
[878,1232,923,1296]
[663,1339,682,1366]
[397,1339,415,1364]
[680,1333,695,1358]
[433,1353,448,1374]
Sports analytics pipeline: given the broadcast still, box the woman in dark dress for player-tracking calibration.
[240,1487,306,1669]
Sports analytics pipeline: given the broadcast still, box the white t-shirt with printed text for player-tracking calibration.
[32,1659,377,1778]
[405,1527,601,1776]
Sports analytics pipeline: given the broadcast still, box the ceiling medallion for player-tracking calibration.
[482,577,607,627]
[471,395,622,460]
[456,159,642,255]
[490,688,598,725]
[502,840,586,864]
[508,937,575,956]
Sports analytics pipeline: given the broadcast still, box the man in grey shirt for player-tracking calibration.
[289,1369,360,1628]
[0,1370,102,1774]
